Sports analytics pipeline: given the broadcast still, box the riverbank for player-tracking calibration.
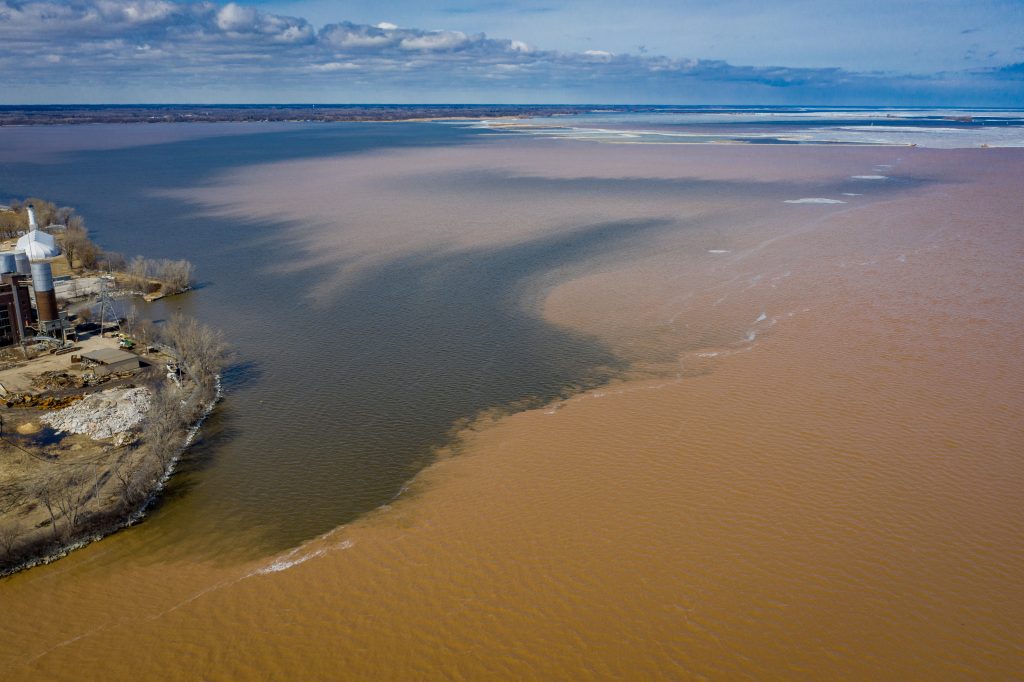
[0,339,222,576]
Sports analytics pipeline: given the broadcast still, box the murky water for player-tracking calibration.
[0,123,646,557]
[0,119,1021,679]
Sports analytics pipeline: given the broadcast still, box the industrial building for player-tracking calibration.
[0,273,34,347]
[0,256,72,347]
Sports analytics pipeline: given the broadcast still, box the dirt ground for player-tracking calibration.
[0,335,124,394]
[0,335,167,573]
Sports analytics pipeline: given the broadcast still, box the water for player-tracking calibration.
[473,106,1024,147]
[1,115,1021,679]
[0,122,638,557]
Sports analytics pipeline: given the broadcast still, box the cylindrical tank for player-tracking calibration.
[31,261,58,322]
[14,251,30,275]
[0,252,16,274]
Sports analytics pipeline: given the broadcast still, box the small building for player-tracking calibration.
[80,348,143,376]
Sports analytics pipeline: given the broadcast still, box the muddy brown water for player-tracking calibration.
[0,122,1021,679]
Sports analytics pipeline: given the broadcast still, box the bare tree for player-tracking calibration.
[0,521,22,557]
[134,318,157,346]
[33,476,60,541]
[141,384,189,469]
[55,206,75,226]
[53,469,96,535]
[127,256,151,291]
[61,219,90,268]
[156,259,195,294]
[0,212,21,239]
[79,241,101,269]
[162,315,230,389]
[101,251,126,272]
[112,454,152,511]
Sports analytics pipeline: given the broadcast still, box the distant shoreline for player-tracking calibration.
[8,103,992,127]
[0,104,634,126]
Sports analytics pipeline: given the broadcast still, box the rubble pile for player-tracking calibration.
[41,387,152,440]
[4,393,85,410]
[32,371,90,391]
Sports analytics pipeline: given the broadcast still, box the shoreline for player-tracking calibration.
[0,105,617,127]
[0,373,222,577]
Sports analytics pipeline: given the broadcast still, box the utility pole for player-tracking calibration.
[97,276,107,338]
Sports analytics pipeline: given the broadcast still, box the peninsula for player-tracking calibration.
[0,199,227,575]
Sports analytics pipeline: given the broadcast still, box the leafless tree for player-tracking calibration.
[80,241,101,269]
[141,384,189,469]
[127,256,151,291]
[0,521,22,557]
[53,469,96,535]
[101,251,126,272]
[33,476,60,541]
[112,454,152,511]
[134,318,157,346]
[55,206,75,226]
[156,259,195,294]
[61,217,90,268]
[162,315,231,390]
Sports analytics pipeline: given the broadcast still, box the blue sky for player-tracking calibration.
[1,0,1022,104]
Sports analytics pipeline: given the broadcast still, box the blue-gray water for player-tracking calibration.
[0,122,644,558]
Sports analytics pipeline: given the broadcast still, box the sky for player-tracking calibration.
[0,0,1022,104]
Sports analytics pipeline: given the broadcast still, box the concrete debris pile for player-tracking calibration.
[32,370,90,391]
[41,387,151,440]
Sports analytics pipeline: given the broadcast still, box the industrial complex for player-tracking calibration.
[0,203,75,348]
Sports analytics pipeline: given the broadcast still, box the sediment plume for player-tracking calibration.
[1,140,1021,680]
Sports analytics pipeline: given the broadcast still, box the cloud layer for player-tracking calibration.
[0,1,1019,103]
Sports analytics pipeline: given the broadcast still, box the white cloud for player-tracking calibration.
[0,0,1018,104]
[399,31,470,51]
[309,62,359,72]
[216,3,258,32]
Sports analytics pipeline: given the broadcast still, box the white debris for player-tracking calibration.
[41,387,152,440]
